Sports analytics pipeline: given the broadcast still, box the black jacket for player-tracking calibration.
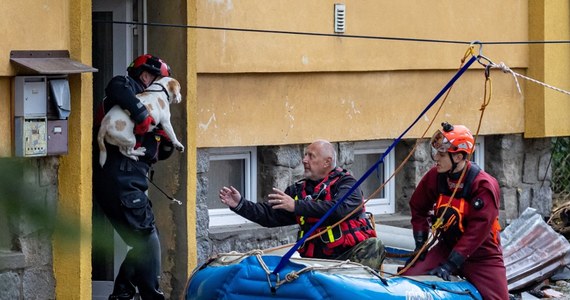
[104,75,149,123]
[99,75,173,164]
[232,170,365,228]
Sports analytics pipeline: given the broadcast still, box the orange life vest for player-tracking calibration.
[435,164,501,246]
[294,168,376,258]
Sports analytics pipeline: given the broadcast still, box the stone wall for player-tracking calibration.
[485,135,552,223]
[197,135,553,265]
[395,135,553,226]
[196,145,307,264]
[0,158,58,300]
[197,143,356,264]
[395,139,434,215]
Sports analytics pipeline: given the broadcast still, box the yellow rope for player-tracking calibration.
[396,60,492,276]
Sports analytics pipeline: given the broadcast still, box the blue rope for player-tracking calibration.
[272,55,478,274]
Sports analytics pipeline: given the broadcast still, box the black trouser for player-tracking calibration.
[94,146,164,300]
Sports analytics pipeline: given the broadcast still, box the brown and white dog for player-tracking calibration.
[97,76,185,167]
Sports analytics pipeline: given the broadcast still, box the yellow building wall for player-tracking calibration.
[0,0,72,155]
[186,0,199,278]
[0,79,10,156]
[527,0,570,137]
[0,0,70,75]
[196,0,533,148]
[197,0,528,73]
[54,0,93,298]
[146,0,199,283]
[197,70,523,147]
[0,0,92,299]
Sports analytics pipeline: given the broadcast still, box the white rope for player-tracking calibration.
[491,61,570,97]
[215,252,381,291]
[217,249,266,265]
[275,260,375,288]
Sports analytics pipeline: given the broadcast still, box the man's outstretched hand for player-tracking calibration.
[219,186,241,209]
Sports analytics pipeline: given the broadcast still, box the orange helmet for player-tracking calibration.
[430,122,475,155]
[127,54,171,78]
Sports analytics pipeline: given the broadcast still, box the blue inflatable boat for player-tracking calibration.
[184,252,481,299]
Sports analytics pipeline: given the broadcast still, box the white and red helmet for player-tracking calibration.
[127,54,171,78]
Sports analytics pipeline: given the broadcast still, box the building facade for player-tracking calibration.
[0,1,568,299]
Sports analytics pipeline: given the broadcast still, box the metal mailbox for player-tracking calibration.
[13,75,70,157]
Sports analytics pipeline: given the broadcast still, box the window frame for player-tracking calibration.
[352,140,396,215]
[473,136,485,170]
[208,147,257,227]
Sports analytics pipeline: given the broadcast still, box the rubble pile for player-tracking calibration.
[507,206,570,299]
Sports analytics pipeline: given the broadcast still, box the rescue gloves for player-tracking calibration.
[405,231,428,266]
[135,115,156,135]
[428,250,465,281]
[412,231,428,261]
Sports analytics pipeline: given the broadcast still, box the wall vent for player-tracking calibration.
[334,4,346,33]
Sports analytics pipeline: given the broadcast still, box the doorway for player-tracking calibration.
[91,0,146,298]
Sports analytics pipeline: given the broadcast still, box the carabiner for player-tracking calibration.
[485,64,492,79]
[469,40,483,58]
[477,54,495,69]
[469,40,496,68]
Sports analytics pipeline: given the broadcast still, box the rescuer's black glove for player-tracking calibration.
[404,231,428,266]
[428,250,465,281]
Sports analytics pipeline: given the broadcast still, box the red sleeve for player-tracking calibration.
[409,167,439,233]
[452,175,500,258]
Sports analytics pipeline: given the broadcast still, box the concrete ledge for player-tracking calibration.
[375,213,412,228]
[376,224,414,250]
[0,250,26,271]
[209,223,297,239]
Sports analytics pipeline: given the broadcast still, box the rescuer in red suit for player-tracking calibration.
[402,122,509,300]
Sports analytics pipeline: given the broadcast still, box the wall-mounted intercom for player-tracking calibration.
[13,75,70,157]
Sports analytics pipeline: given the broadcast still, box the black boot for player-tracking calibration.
[108,285,135,300]
[110,259,136,300]
[135,231,165,300]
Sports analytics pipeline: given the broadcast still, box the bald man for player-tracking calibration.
[220,140,385,270]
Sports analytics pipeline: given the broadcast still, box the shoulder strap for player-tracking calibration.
[326,167,348,195]
[437,172,449,196]
[437,163,481,199]
[461,163,481,200]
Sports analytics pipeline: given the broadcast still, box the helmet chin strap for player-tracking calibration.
[447,153,467,177]
[138,72,160,88]
[448,152,458,176]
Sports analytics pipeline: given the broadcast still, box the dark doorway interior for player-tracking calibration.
[91,10,115,282]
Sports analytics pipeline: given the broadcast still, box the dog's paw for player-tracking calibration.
[127,155,139,161]
[174,142,185,153]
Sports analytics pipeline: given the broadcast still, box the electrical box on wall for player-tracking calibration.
[9,50,97,158]
[47,120,68,155]
[14,76,47,117]
[13,75,70,157]
[14,117,47,157]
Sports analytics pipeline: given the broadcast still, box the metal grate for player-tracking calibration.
[334,4,346,33]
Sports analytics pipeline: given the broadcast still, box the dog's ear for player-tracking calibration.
[167,78,182,104]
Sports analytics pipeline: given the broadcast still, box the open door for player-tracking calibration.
[91,0,146,298]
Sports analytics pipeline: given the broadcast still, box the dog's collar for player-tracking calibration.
[145,82,170,102]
